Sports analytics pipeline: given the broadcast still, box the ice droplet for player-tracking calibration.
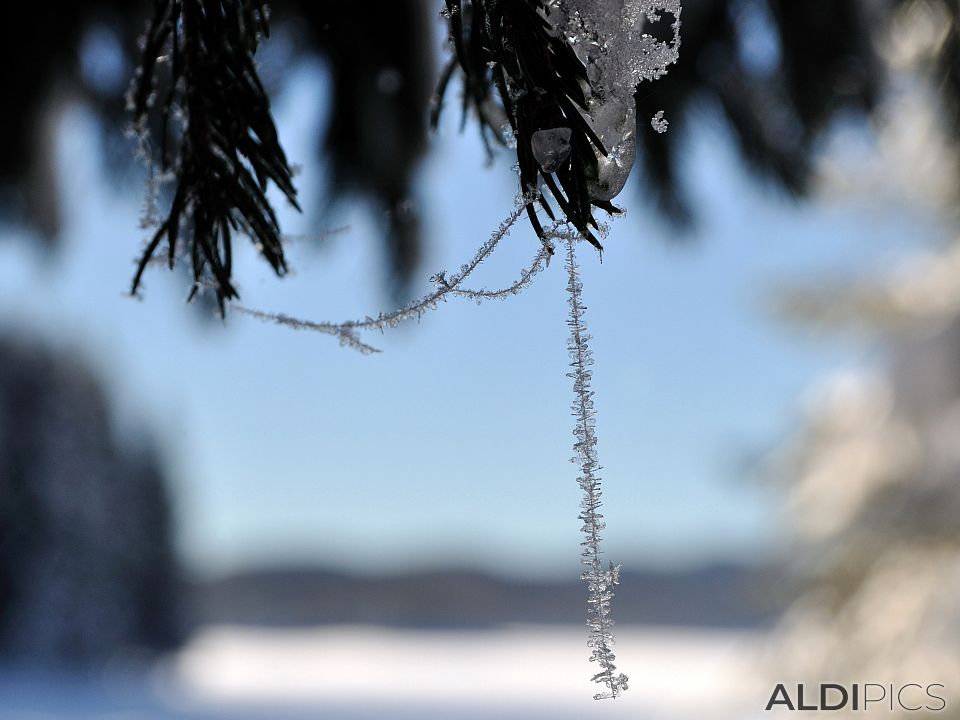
[585,99,636,201]
[531,127,573,173]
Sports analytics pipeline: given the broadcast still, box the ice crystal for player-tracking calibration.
[564,236,628,700]
[651,109,669,133]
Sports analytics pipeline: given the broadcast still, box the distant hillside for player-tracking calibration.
[189,563,785,630]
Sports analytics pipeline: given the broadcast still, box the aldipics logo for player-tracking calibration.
[765,684,947,712]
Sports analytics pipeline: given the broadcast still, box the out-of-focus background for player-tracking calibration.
[1,1,960,718]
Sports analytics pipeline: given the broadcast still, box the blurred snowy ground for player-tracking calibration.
[0,625,766,720]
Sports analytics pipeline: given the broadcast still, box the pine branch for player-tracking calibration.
[128,0,300,314]
[437,1,681,255]
[564,236,627,700]
[437,0,611,249]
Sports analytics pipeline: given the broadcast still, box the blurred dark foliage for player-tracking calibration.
[0,0,956,300]
[634,0,882,222]
[0,0,135,240]
[286,0,434,293]
[0,339,180,663]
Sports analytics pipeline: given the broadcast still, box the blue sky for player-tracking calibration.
[0,60,944,580]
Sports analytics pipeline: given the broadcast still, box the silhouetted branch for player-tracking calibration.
[128,0,300,314]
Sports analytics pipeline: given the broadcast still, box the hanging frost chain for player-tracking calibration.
[565,236,628,700]
[237,208,627,699]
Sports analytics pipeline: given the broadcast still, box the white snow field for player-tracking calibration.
[0,625,766,720]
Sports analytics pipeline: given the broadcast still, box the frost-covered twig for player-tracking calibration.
[230,306,383,354]
[443,234,555,302]
[564,236,627,700]
[235,201,549,350]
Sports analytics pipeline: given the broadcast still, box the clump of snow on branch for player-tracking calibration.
[553,0,681,200]
[564,236,628,699]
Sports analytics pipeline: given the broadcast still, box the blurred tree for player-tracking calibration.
[764,4,960,713]
[0,0,955,304]
[0,339,180,663]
